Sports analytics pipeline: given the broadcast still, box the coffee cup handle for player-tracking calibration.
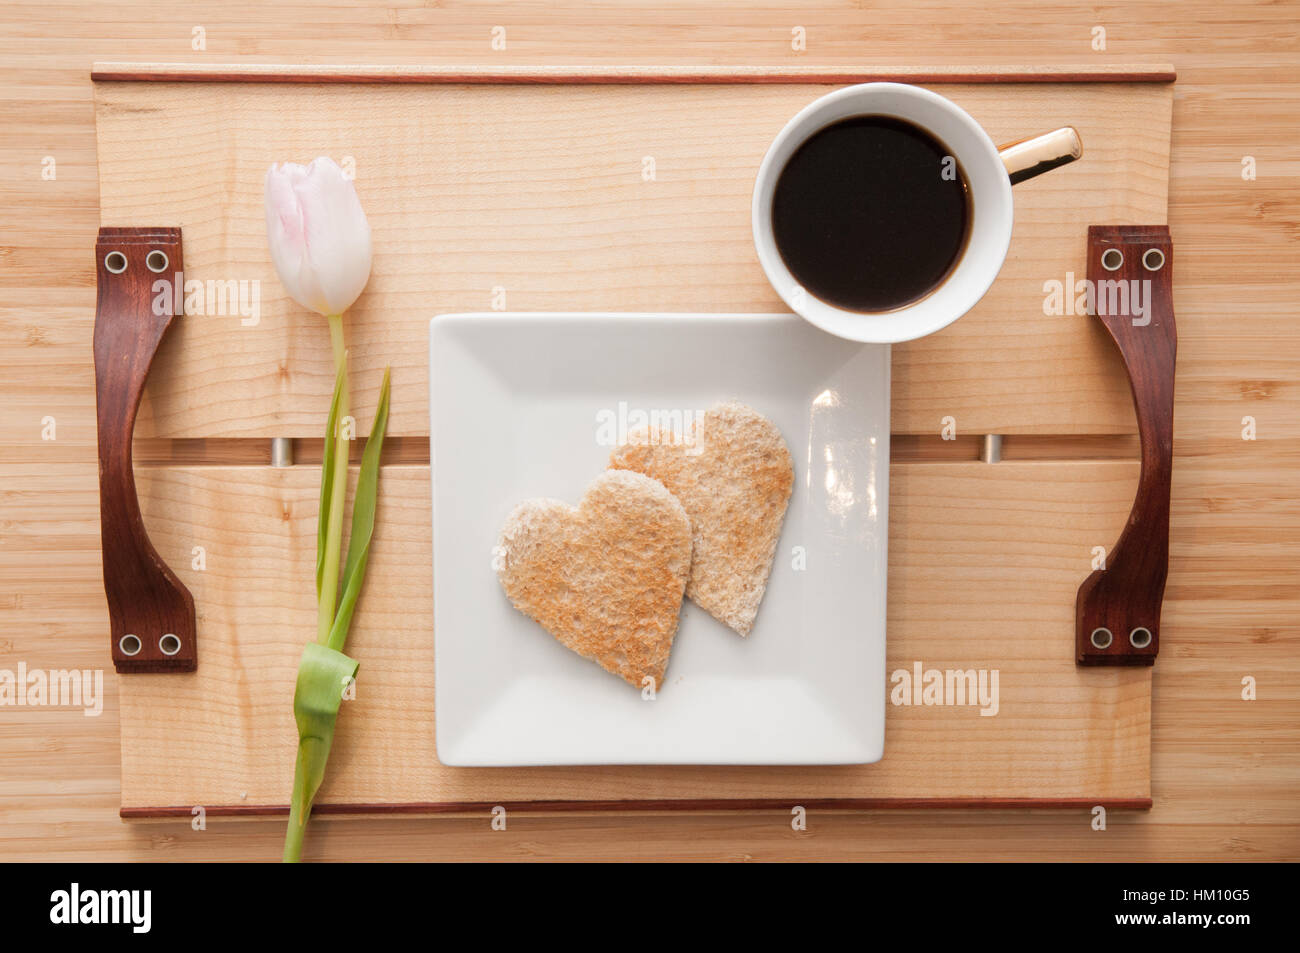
[998,127,1082,185]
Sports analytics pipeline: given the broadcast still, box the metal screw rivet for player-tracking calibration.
[119,634,142,656]
[1090,627,1113,649]
[104,251,128,274]
[1101,248,1123,271]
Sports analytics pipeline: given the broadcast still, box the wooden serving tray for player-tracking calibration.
[92,63,1173,817]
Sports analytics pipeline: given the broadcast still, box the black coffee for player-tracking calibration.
[771,115,970,312]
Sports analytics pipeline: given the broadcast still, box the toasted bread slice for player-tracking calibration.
[496,469,692,689]
[609,400,794,636]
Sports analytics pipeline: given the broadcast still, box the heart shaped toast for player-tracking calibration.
[609,401,793,637]
[496,469,692,689]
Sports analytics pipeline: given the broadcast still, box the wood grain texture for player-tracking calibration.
[1,0,1297,861]
[91,78,1171,438]
[92,66,1166,814]
[119,462,1149,813]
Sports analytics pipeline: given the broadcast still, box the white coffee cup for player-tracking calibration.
[752,83,1080,344]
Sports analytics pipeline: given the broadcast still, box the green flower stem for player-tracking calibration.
[317,313,350,645]
[287,317,390,863]
[327,310,346,376]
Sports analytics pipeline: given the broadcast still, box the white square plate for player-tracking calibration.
[430,313,889,766]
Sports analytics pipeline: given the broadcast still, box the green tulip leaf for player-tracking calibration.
[284,640,358,863]
[328,367,391,654]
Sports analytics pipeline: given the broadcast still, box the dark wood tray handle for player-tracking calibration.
[94,227,196,673]
[1076,225,1176,665]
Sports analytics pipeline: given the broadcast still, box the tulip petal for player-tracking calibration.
[265,157,372,317]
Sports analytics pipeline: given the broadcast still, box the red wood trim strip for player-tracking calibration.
[91,64,1177,85]
[122,797,1152,818]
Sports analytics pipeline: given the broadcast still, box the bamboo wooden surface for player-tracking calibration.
[1,1,1297,861]
[118,462,1150,812]
[91,74,1169,438]
[93,69,1167,815]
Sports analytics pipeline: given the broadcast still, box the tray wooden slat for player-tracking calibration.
[122,461,1149,813]
[93,74,1172,439]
